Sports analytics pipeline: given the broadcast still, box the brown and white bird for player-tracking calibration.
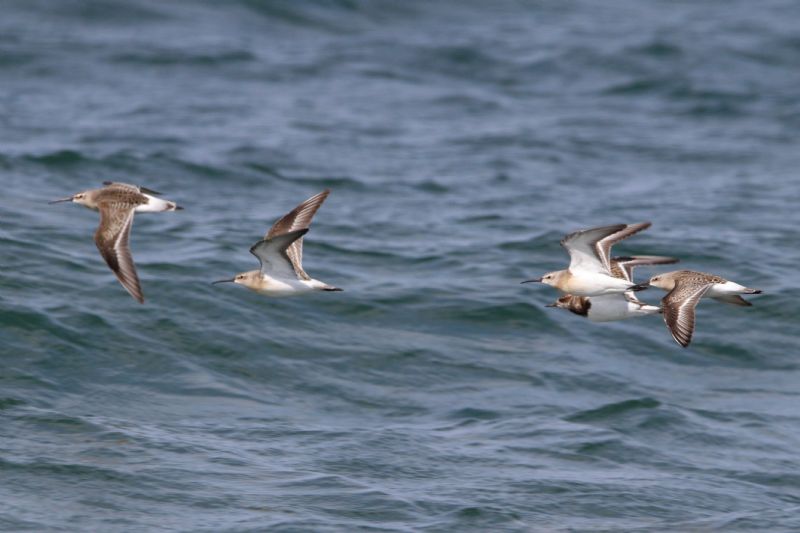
[548,255,679,322]
[49,181,182,303]
[648,270,762,347]
[213,189,341,296]
[523,222,653,296]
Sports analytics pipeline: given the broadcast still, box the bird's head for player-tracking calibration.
[49,190,96,209]
[522,270,564,288]
[213,271,262,291]
[648,273,675,291]
[546,294,573,309]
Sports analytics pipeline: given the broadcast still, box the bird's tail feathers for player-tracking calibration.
[322,286,343,292]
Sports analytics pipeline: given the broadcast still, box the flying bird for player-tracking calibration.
[548,255,679,322]
[213,189,341,296]
[523,222,654,297]
[648,270,762,347]
[49,181,182,303]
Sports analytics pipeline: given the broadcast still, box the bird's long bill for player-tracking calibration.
[48,196,74,204]
[212,278,236,285]
[520,278,542,284]
[545,302,557,307]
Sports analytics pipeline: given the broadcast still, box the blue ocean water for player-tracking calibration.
[2,1,800,530]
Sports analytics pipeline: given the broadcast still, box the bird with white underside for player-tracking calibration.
[522,222,654,297]
[548,254,679,322]
[648,270,762,348]
[49,181,183,303]
[213,189,342,296]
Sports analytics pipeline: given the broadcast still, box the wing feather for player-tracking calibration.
[611,255,680,283]
[265,190,329,279]
[250,229,309,280]
[103,181,161,196]
[662,280,712,347]
[711,294,753,307]
[94,204,144,303]
[593,222,651,275]
[561,223,627,274]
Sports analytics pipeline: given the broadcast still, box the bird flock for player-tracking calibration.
[51,182,762,348]
[521,222,761,347]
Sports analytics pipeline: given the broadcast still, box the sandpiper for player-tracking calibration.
[213,189,341,296]
[548,255,679,322]
[49,181,182,303]
[522,222,653,297]
[648,270,762,347]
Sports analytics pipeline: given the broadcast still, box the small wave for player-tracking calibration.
[630,40,684,58]
[410,44,518,86]
[0,397,25,411]
[427,301,550,325]
[0,51,37,67]
[412,180,449,193]
[110,48,257,67]
[236,0,361,33]
[602,77,676,96]
[0,456,141,485]
[277,175,368,191]
[566,397,660,423]
[0,307,81,339]
[446,407,502,421]
[24,149,86,166]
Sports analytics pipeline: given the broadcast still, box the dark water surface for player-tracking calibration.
[2,1,800,531]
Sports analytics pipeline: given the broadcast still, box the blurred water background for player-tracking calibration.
[2,0,800,530]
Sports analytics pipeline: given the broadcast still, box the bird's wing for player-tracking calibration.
[103,181,161,196]
[593,222,651,274]
[561,223,627,275]
[662,280,713,347]
[265,190,329,280]
[711,294,753,307]
[94,203,143,303]
[611,255,680,283]
[250,228,309,280]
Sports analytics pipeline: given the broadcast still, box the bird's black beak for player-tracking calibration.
[212,278,235,285]
[521,278,542,284]
[48,196,74,204]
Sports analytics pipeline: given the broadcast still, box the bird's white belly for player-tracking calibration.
[589,298,660,322]
[251,276,316,297]
[587,296,634,322]
[566,271,632,297]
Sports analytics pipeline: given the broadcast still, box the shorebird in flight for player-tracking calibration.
[213,189,341,296]
[522,222,653,297]
[648,270,762,347]
[548,255,679,322]
[49,181,182,303]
